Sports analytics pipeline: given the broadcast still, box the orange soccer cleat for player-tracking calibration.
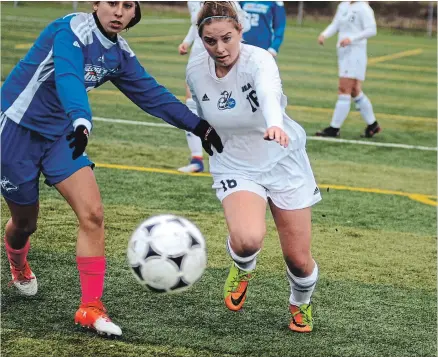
[289,303,313,333]
[223,262,254,311]
[74,300,122,337]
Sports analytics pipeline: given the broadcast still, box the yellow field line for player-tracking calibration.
[368,48,423,65]
[372,63,436,73]
[94,163,437,207]
[88,90,437,123]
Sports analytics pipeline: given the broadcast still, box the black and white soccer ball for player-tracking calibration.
[127,214,207,293]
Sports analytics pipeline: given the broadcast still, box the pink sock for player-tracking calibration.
[4,237,30,270]
[76,256,106,304]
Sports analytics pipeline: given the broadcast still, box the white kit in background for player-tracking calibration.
[321,1,377,81]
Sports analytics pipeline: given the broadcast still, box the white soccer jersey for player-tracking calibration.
[322,1,377,47]
[186,44,306,176]
[183,1,251,56]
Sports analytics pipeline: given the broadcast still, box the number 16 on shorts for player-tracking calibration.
[220,179,237,192]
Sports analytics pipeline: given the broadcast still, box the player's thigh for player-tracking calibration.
[0,116,43,206]
[269,203,312,268]
[223,191,267,251]
[55,167,103,225]
[213,176,267,248]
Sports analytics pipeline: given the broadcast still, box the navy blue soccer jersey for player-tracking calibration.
[1,12,200,140]
[240,1,286,53]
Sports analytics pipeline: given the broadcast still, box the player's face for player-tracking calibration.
[94,1,136,36]
[201,20,242,68]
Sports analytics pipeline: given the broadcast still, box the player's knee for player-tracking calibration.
[230,229,265,256]
[80,203,104,232]
[13,217,37,237]
[338,84,352,95]
[285,254,312,276]
[351,87,361,98]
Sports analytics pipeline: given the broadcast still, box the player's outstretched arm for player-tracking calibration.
[112,56,223,155]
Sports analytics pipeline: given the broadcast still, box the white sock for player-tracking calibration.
[287,261,318,306]
[354,92,376,125]
[185,99,203,158]
[226,237,259,272]
[330,94,351,129]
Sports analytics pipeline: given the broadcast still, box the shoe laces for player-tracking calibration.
[292,304,312,326]
[8,264,34,287]
[229,270,255,292]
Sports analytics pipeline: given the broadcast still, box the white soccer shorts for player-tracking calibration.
[337,44,368,81]
[212,148,322,210]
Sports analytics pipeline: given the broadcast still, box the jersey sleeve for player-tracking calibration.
[183,24,197,45]
[349,4,377,43]
[53,28,92,129]
[321,3,342,38]
[270,2,286,52]
[111,55,201,131]
[252,52,284,129]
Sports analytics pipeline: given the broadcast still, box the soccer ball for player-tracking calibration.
[127,214,207,293]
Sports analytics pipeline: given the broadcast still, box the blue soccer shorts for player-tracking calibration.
[0,116,94,205]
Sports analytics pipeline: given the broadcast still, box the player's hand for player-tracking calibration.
[192,120,224,156]
[340,38,352,47]
[318,34,325,46]
[67,125,89,160]
[263,126,289,148]
[178,42,189,55]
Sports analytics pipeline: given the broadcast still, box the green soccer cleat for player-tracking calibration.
[223,262,254,311]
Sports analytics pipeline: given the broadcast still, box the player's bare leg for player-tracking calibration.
[316,77,355,137]
[178,84,204,173]
[222,191,265,311]
[3,200,39,296]
[352,80,381,138]
[56,167,121,337]
[269,202,318,332]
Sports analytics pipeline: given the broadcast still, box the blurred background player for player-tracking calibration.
[1,1,222,337]
[316,1,380,138]
[188,1,321,332]
[177,1,250,173]
[240,1,286,57]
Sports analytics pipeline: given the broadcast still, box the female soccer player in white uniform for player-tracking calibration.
[187,1,321,332]
[1,1,223,337]
[177,1,250,173]
[316,1,380,138]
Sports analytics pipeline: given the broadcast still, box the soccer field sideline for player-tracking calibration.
[92,116,438,152]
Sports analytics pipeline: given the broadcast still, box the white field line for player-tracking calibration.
[93,116,438,152]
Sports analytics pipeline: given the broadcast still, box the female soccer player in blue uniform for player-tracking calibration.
[1,1,222,337]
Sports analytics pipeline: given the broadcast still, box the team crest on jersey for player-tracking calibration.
[217,91,236,110]
[84,64,118,83]
[1,177,18,193]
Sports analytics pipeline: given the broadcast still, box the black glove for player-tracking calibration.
[192,120,223,156]
[67,125,89,160]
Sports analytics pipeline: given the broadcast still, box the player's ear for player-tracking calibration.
[93,1,99,12]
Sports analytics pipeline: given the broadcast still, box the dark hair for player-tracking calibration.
[197,1,240,37]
